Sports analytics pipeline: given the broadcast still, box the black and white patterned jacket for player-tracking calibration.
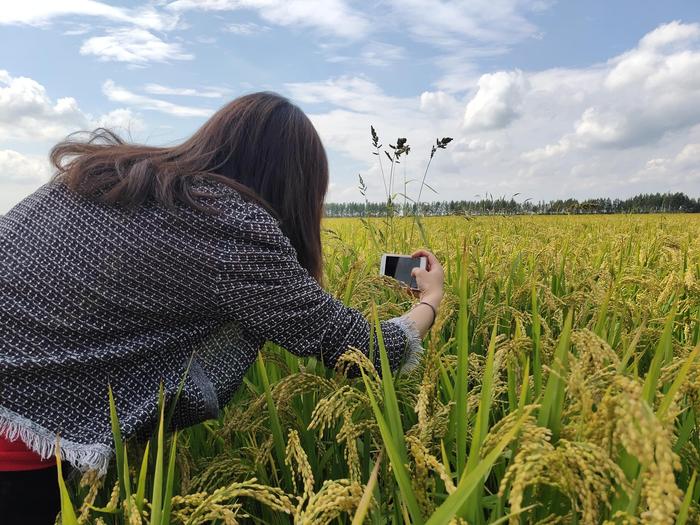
[0,179,422,474]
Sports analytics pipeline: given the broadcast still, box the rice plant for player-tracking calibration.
[56,212,700,524]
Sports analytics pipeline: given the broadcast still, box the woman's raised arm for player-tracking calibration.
[213,202,441,375]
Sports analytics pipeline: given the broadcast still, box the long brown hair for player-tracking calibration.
[50,92,328,281]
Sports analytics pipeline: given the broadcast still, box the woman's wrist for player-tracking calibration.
[420,291,443,311]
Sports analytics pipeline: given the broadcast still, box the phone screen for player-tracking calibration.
[383,256,421,289]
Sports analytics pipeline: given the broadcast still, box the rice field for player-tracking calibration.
[60,213,700,524]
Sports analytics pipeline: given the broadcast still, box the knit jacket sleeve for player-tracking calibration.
[214,200,424,375]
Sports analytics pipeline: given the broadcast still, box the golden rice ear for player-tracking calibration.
[307,381,379,483]
[570,329,620,371]
[76,469,103,523]
[295,479,364,523]
[169,479,295,523]
[284,429,314,511]
[335,346,380,383]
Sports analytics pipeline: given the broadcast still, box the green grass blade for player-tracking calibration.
[618,322,645,373]
[440,439,453,487]
[256,351,292,488]
[160,431,178,525]
[506,359,517,413]
[531,282,542,398]
[594,284,614,336]
[55,437,79,525]
[150,384,166,525]
[674,408,696,454]
[625,467,645,516]
[123,443,132,500]
[643,306,676,405]
[361,369,424,524]
[164,353,195,432]
[136,441,150,513]
[518,357,530,411]
[352,451,382,525]
[426,411,529,525]
[372,302,408,465]
[538,310,573,441]
[342,269,357,306]
[676,470,696,525]
[462,319,498,521]
[108,385,126,497]
[466,319,498,472]
[658,343,700,419]
[454,253,470,477]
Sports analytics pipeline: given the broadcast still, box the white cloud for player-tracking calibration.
[383,0,539,48]
[639,19,700,51]
[80,28,193,64]
[1,0,550,107]
[0,150,51,183]
[382,0,542,93]
[521,138,573,163]
[143,83,229,98]
[102,80,213,117]
[95,108,145,135]
[526,21,700,158]
[0,149,53,213]
[572,107,635,148]
[224,22,271,35]
[0,70,89,140]
[62,23,92,36]
[285,76,392,114]
[430,54,483,93]
[420,90,462,118]
[633,143,700,185]
[452,137,502,155]
[463,70,528,131]
[284,76,461,202]
[675,143,700,167]
[360,41,406,67]
[0,1,179,31]
[317,40,406,67]
[167,0,370,39]
[0,70,150,145]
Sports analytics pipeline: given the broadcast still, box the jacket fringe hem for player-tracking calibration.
[0,405,111,476]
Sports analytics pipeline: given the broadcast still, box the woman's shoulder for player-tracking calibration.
[189,177,285,242]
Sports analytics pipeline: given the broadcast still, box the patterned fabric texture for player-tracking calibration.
[0,179,423,474]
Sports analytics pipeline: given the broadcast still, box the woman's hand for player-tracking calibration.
[410,249,444,312]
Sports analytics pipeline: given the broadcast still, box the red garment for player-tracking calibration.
[0,435,56,471]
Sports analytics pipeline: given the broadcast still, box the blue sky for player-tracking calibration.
[1,1,699,213]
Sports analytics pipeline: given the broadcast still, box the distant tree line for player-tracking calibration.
[325,192,700,217]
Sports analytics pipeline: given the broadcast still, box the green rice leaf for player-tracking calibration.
[361,369,424,524]
[55,437,79,525]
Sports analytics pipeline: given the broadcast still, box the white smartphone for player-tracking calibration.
[380,253,427,290]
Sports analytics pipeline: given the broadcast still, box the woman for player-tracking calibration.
[0,92,444,522]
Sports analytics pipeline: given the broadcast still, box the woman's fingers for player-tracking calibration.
[410,248,431,259]
[410,249,440,271]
